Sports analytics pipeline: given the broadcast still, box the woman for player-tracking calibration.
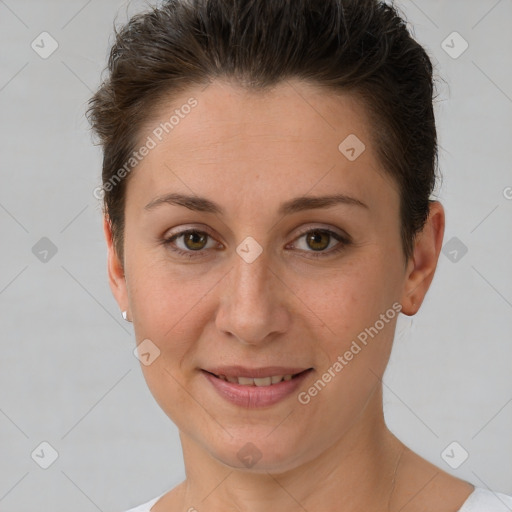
[87,0,512,510]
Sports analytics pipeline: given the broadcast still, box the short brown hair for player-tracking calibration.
[87,0,441,263]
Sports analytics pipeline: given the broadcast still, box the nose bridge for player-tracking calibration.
[233,244,271,302]
[216,239,288,345]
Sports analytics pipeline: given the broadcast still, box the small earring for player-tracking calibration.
[122,311,131,322]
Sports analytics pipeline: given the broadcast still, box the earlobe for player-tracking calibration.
[103,216,130,315]
[400,201,445,316]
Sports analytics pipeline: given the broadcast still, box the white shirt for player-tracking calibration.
[123,487,512,511]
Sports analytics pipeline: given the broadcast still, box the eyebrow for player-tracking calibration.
[144,192,368,216]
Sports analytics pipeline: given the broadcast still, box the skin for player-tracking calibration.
[104,79,474,511]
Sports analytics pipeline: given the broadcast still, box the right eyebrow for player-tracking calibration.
[145,193,222,213]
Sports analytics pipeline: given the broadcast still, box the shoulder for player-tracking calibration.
[391,443,509,512]
[123,482,184,511]
[458,487,512,512]
[121,495,162,512]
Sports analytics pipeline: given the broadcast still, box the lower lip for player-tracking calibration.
[202,369,312,408]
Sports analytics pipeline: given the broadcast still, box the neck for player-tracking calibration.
[178,385,403,512]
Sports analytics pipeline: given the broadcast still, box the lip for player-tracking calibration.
[202,367,313,408]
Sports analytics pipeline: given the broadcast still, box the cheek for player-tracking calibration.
[301,255,395,337]
[127,255,222,361]
[299,282,398,434]
[300,254,400,389]
[127,263,215,426]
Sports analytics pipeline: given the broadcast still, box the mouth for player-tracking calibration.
[201,367,314,408]
[204,368,311,386]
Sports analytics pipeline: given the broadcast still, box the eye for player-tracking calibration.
[288,228,350,258]
[162,226,350,260]
[163,229,220,259]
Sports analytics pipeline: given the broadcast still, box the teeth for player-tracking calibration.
[254,377,272,386]
[217,374,295,386]
[238,376,255,386]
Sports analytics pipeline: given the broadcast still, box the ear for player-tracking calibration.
[400,201,445,316]
[103,216,130,319]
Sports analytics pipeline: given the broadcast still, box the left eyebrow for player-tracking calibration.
[277,193,369,216]
[144,192,369,215]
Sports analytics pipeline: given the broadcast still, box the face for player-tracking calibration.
[106,79,439,472]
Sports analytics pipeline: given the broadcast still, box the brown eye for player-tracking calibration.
[163,229,219,259]
[290,228,350,259]
[182,231,208,251]
[305,230,331,251]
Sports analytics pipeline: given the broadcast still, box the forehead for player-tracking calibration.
[129,79,398,217]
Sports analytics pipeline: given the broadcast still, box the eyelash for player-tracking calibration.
[162,226,351,260]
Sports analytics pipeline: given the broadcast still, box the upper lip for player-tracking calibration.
[203,366,312,379]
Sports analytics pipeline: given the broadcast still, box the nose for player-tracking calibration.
[215,245,290,346]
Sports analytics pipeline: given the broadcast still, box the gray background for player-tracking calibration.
[0,0,511,510]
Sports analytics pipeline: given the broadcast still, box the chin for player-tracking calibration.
[207,433,308,474]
